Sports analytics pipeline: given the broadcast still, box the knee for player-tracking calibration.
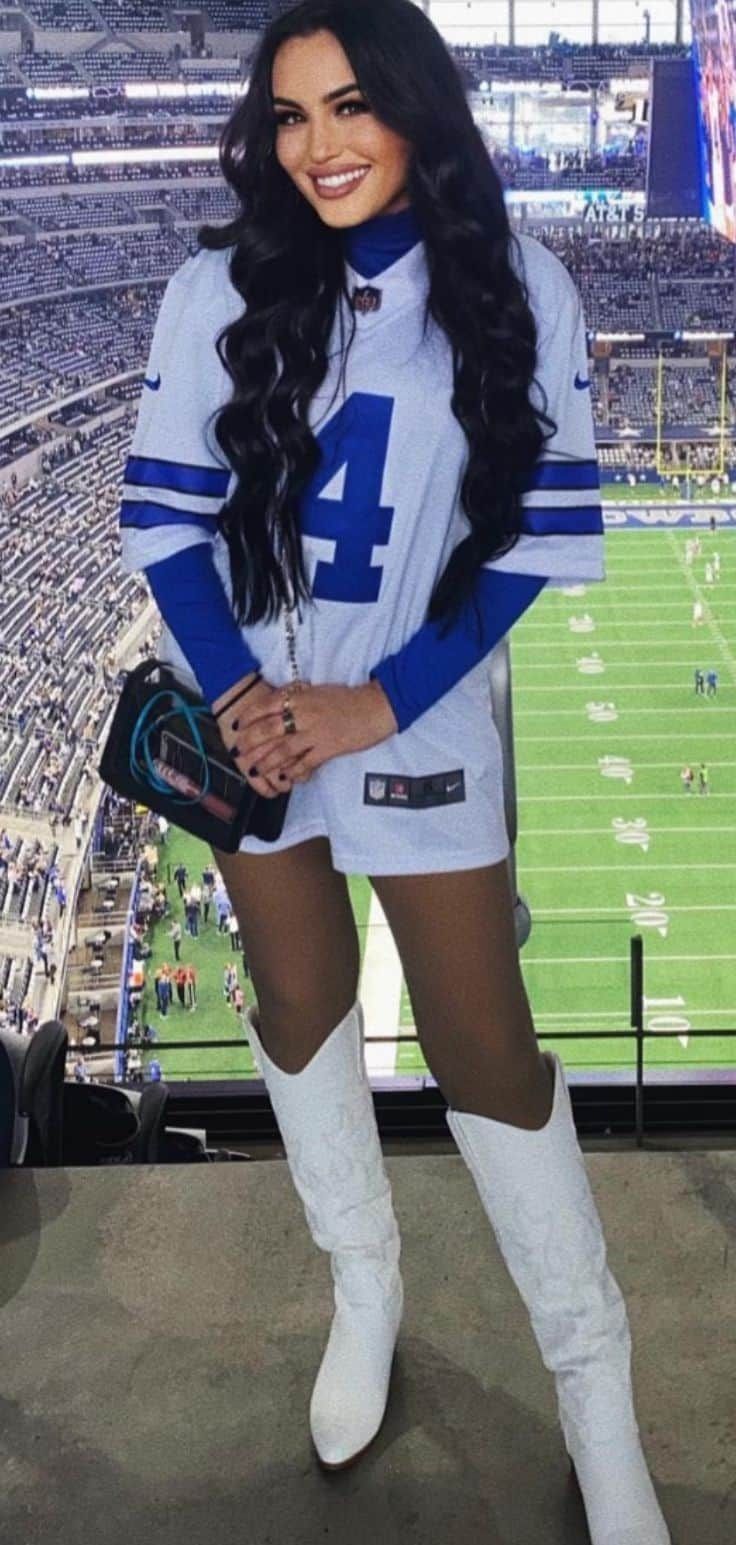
[254,983,359,1075]
[257,980,357,1036]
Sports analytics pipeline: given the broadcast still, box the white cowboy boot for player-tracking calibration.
[246,999,403,1470]
[445,1052,671,1545]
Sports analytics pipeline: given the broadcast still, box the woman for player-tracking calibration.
[117,2,670,1538]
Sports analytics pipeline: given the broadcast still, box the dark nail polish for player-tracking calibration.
[249,766,259,777]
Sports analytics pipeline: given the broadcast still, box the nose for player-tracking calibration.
[307,122,344,165]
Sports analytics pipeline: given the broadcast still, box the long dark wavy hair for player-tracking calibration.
[197,0,558,642]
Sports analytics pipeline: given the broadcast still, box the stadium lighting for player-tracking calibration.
[123,81,240,101]
[72,146,218,167]
[0,154,69,169]
[27,86,90,102]
[504,190,646,210]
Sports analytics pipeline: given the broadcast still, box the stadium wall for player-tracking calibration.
[16,32,102,54]
[202,30,261,53]
[92,31,189,51]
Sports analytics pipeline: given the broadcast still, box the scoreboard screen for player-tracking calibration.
[691,0,736,241]
[647,55,703,219]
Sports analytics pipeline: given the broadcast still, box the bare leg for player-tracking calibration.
[369,859,554,1130]
[212,836,360,1073]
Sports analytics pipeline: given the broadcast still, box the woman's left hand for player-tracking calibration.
[228,680,399,789]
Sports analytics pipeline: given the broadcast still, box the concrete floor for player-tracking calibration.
[2,1146,734,1545]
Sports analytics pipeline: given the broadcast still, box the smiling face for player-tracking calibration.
[272,28,412,225]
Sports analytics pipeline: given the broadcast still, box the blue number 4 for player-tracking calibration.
[299,392,396,603]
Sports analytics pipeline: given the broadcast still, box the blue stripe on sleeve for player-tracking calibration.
[521,459,599,493]
[120,499,220,533]
[369,569,546,734]
[125,455,230,500]
[520,505,603,537]
[144,543,262,709]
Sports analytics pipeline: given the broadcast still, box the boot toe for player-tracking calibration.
[309,1309,399,1468]
[310,1375,392,1469]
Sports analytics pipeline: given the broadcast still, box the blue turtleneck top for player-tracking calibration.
[145,205,544,724]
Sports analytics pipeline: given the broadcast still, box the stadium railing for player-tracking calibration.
[69,638,736,1144]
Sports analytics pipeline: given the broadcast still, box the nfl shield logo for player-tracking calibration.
[351,284,382,314]
[368,777,386,801]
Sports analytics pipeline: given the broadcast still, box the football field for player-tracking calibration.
[139,506,736,1084]
[508,515,736,1075]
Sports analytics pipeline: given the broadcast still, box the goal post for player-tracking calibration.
[655,348,728,482]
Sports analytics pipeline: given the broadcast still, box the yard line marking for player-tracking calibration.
[524,601,728,611]
[517,684,729,692]
[361,891,402,1072]
[532,904,736,916]
[515,706,731,717]
[521,862,736,872]
[517,760,736,771]
[524,954,736,965]
[519,792,734,800]
[516,766,736,778]
[520,825,736,835]
[518,634,729,642]
[515,661,732,671]
[533,1008,736,1020]
[519,618,731,628]
[604,552,730,556]
[516,734,732,743]
[565,583,736,591]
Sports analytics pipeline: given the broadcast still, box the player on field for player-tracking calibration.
[680,764,694,794]
[706,669,718,696]
[699,762,710,794]
[114,6,671,1537]
[694,668,705,694]
[692,599,704,626]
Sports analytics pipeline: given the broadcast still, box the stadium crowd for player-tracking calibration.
[0,19,732,1083]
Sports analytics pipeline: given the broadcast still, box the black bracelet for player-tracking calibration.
[214,673,263,718]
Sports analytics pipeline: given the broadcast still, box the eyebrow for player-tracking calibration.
[273,82,361,109]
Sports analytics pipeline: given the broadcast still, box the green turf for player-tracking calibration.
[512,521,736,1072]
[137,516,736,1083]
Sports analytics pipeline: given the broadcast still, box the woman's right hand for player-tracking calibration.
[212,671,300,800]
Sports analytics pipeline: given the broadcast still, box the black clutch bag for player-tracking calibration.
[97,658,290,854]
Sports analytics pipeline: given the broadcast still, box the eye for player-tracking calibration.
[274,99,369,127]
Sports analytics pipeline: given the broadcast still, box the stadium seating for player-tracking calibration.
[0,22,733,1095]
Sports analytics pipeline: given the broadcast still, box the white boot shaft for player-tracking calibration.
[446,1053,671,1544]
[247,1000,403,1469]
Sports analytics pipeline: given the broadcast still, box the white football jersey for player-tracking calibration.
[118,231,602,873]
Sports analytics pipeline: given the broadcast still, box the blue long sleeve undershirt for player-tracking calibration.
[144,540,545,730]
[145,543,262,709]
[369,569,546,732]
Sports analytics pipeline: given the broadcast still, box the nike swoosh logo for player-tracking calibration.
[144,373,162,391]
[574,372,591,391]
